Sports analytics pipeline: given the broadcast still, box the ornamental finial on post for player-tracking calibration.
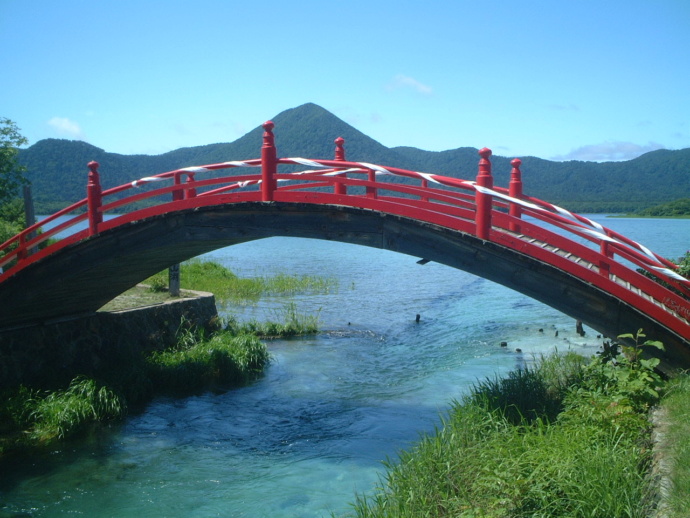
[262,120,275,148]
[334,137,346,161]
[477,148,493,187]
[87,161,100,182]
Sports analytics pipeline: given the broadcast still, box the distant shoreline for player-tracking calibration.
[613,214,690,219]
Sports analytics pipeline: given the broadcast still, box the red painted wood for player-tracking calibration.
[261,121,277,201]
[86,161,102,236]
[333,137,347,195]
[509,158,523,233]
[185,173,197,199]
[475,148,493,240]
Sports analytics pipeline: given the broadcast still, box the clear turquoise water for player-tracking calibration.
[1,216,686,517]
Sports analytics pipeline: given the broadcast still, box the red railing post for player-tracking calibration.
[173,172,184,201]
[261,121,277,201]
[475,148,493,240]
[509,158,523,233]
[600,238,613,277]
[87,161,102,236]
[334,137,346,195]
[184,173,197,199]
[421,178,429,202]
[366,170,377,199]
[17,232,28,262]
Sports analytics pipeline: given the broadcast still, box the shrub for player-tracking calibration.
[147,275,168,292]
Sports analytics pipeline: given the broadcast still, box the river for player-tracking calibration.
[0,216,687,517]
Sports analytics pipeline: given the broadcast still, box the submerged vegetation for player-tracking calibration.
[347,332,673,517]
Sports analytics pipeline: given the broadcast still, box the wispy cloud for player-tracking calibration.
[548,103,579,112]
[387,74,433,95]
[47,117,85,139]
[339,106,383,128]
[552,141,665,162]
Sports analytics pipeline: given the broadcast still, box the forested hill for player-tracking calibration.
[18,103,690,213]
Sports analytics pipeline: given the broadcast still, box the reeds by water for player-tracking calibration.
[347,351,661,517]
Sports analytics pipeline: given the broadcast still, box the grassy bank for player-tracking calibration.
[145,258,337,303]
[346,336,671,517]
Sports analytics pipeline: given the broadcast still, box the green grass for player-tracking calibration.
[658,374,690,517]
[0,377,126,448]
[224,302,320,338]
[346,352,658,517]
[146,329,270,395]
[145,259,337,303]
[28,377,126,442]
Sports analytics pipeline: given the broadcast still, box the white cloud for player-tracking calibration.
[387,74,433,95]
[551,141,665,162]
[47,117,85,139]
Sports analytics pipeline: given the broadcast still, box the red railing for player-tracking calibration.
[1,121,689,338]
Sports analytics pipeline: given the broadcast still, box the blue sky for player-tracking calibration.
[2,0,689,162]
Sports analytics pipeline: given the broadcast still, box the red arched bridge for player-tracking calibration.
[1,122,689,367]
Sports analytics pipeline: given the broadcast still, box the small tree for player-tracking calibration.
[0,117,29,207]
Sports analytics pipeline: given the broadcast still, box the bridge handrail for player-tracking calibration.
[0,157,481,271]
[4,160,686,299]
[0,198,89,269]
[1,122,687,321]
[508,196,687,280]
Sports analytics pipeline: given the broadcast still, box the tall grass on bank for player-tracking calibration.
[347,350,659,518]
[146,259,337,303]
[659,374,690,516]
[146,329,270,395]
[0,377,125,446]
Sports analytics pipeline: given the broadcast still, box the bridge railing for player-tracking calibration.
[1,121,688,329]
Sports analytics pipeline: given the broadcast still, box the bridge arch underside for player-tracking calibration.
[2,202,688,368]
